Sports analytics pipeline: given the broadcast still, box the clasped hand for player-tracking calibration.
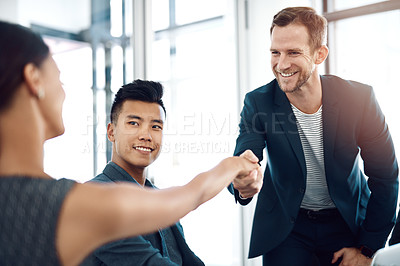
[233,150,263,199]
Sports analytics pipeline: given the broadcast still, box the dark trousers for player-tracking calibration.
[263,208,356,266]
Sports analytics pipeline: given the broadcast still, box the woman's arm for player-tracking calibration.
[56,151,259,266]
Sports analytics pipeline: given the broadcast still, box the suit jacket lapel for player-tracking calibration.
[321,76,339,168]
[273,86,306,178]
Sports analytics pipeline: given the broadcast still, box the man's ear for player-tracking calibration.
[315,45,329,65]
[107,122,115,142]
[23,63,42,97]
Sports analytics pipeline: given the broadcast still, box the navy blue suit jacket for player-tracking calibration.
[82,162,204,266]
[389,211,400,245]
[229,75,398,258]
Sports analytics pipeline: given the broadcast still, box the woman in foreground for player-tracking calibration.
[0,21,260,266]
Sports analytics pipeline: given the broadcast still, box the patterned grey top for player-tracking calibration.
[291,104,336,210]
[0,177,76,266]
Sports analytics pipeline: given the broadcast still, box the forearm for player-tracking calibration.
[57,157,251,265]
[114,185,200,235]
[187,157,243,206]
[112,158,242,235]
[57,183,196,266]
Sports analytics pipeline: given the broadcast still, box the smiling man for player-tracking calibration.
[84,80,204,265]
[229,6,398,266]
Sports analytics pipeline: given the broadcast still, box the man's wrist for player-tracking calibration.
[238,193,248,200]
[358,245,374,258]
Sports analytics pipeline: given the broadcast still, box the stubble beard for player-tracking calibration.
[274,65,315,94]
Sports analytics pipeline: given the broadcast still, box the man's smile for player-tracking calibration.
[133,146,153,152]
[280,72,297,77]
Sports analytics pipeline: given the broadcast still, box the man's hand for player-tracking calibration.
[332,247,372,266]
[233,150,263,199]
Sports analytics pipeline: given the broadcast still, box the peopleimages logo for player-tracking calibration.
[161,111,297,135]
[78,111,299,154]
[161,140,231,153]
[79,139,233,154]
[80,111,298,137]
[162,112,240,136]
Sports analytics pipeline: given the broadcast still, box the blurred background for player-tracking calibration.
[0,0,399,265]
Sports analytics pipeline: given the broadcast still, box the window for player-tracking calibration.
[331,0,386,11]
[326,5,400,166]
[43,38,94,182]
[148,0,242,265]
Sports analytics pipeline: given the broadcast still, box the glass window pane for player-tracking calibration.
[44,42,94,182]
[149,4,240,264]
[95,89,108,175]
[152,0,170,31]
[111,0,123,37]
[124,46,134,82]
[96,46,106,89]
[151,39,171,81]
[111,45,124,93]
[332,0,385,11]
[174,24,235,83]
[330,10,400,160]
[175,0,227,25]
[124,0,133,35]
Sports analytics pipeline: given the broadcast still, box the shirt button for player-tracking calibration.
[299,188,305,193]
[290,217,296,223]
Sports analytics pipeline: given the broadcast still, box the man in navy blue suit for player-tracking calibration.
[389,210,400,246]
[229,6,398,266]
[83,80,204,265]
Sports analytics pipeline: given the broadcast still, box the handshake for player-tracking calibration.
[194,149,263,207]
[233,150,264,199]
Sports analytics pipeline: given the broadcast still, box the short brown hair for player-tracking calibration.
[270,7,327,51]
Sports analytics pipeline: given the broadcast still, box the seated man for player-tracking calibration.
[83,80,204,265]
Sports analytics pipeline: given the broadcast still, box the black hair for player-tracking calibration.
[0,21,50,111]
[110,79,166,123]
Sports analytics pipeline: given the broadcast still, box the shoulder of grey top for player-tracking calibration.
[371,243,400,266]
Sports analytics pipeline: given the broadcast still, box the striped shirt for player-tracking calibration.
[291,104,335,210]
